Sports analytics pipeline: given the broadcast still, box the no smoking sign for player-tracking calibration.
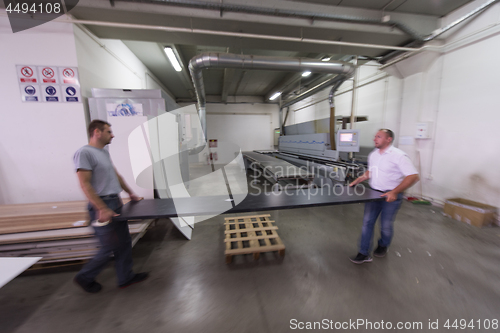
[39,66,58,84]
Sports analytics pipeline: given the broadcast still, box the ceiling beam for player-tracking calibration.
[233,71,247,96]
[71,0,441,52]
[264,53,341,101]
[221,47,238,103]
[221,68,235,103]
[169,44,195,97]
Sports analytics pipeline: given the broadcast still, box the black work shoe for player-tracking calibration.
[349,253,373,264]
[74,276,102,293]
[374,245,388,257]
[119,272,149,289]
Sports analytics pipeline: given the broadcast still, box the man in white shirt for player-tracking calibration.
[349,129,419,264]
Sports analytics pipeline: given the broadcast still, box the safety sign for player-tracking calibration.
[59,67,79,85]
[41,84,61,102]
[38,66,58,84]
[19,83,41,102]
[17,65,81,103]
[62,85,82,102]
[16,65,38,84]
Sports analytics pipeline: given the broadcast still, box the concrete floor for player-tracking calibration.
[1,199,500,332]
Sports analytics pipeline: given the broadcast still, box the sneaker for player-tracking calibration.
[119,272,149,289]
[74,276,102,293]
[349,253,373,264]
[373,245,388,257]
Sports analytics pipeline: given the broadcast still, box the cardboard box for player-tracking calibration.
[443,198,497,227]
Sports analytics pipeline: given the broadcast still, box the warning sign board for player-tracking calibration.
[58,67,80,85]
[16,65,38,84]
[17,65,81,103]
[62,85,81,102]
[19,83,41,102]
[38,66,59,84]
[41,84,61,102]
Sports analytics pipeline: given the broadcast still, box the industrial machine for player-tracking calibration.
[243,123,366,190]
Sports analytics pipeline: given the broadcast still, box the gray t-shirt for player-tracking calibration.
[73,145,122,196]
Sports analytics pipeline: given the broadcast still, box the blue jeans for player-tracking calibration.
[359,193,403,256]
[76,196,135,286]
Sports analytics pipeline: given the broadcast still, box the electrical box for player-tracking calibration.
[416,122,432,139]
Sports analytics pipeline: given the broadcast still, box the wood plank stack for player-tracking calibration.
[0,201,91,234]
[0,200,152,267]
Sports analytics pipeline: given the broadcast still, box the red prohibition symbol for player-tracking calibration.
[42,67,55,78]
[21,66,33,77]
[63,68,75,78]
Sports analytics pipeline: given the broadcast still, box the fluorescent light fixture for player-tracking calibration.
[321,56,331,62]
[302,71,311,77]
[164,47,182,72]
[269,92,281,101]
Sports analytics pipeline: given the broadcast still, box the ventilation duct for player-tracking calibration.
[117,0,424,41]
[188,53,355,141]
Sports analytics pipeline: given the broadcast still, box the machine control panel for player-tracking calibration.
[337,129,360,152]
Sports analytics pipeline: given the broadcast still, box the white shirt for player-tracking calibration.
[368,145,418,192]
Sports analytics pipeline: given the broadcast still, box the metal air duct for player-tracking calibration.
[118,0,424,41]
[188,53,355,140]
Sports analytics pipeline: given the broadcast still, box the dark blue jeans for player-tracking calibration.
[76,196,135,286]
[359,193,403,256]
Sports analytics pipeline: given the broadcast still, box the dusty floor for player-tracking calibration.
[1,200,500,333]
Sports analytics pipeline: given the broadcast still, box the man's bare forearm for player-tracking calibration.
[116,171,133,195]
[350,170,370,186]
[81,182,108,211]
[392,174,419,194]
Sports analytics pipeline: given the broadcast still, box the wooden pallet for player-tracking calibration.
[224,214,285,264]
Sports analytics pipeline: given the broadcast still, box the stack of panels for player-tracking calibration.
[0,201,152,264]
[0,201,91,234]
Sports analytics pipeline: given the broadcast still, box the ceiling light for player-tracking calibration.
[321,56,331,62]
[302,71,311,77]
[269,92,281,101]
[164,47,182,72]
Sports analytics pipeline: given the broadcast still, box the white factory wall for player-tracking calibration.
[286,64,403,147]
[206,100,279,132]
[73,25,173,102]
[0,17,88,205]
[180,99,280,153]
[0,16,175,204]
[416,0,500,208]
[287,0,500,208]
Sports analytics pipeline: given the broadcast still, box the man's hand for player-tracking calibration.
[349,171,369,187]
[381,190,398,202]
[130,194,144,202]
[98,207,119,222]
[349,178,363,187]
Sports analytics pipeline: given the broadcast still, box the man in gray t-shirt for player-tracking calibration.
[73,119,148,293]
[74,145,122,197]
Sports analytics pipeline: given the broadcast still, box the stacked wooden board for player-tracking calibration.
[0,200,153,266]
